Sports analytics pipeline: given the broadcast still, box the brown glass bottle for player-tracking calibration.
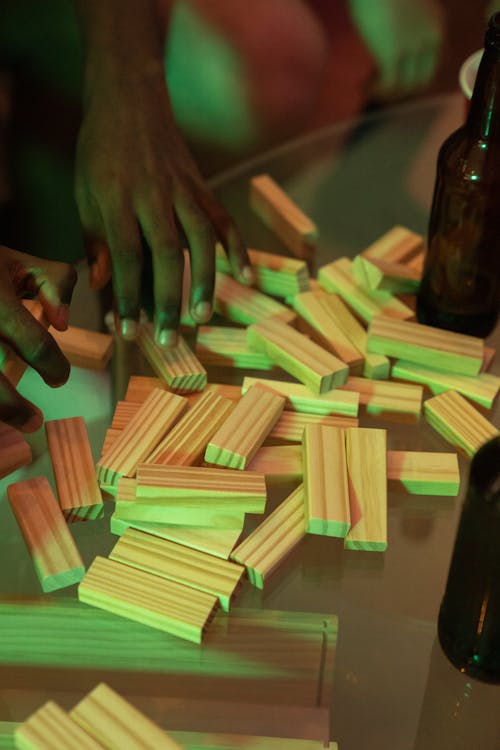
[417,15,500,337]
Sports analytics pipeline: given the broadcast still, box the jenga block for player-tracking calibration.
[15,701,105,750]
[205,383,285,469]
[216,245,310,297]
[247,444,302,483]
[45,417,103,522]
[344,428,387,551]
[109,528,244,612]
[205,383,242,402]
[392,359,500,409]
[110,401,141,429]
[0,300,48,386]
[214,272,296,326]
[351,255,421,294]
[100,428,122,457]
[242,376,359,417]
[0,421,32,479]
[303,425,351,537]
[231,484,306,588]
[367,316,484,377]
[50,326,113,370]
[247,318,349,395]
[338,376,423,421]
[7,476,85,592]
[482,346,496,372]
[97,389,188,486]
[317,257,414,323]
[424,390,499,457]
[387,450,460,495]
[249,174,318,259]
[267,410,358,443]
[124,376,167,403]
[361,226,424,263]
[78,556,218,643]
[146,390,235,466]
[70,683,184,750]
[137,326,207,392]
[195,326,275,370]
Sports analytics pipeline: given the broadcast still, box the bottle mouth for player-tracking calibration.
[485,12,500,49]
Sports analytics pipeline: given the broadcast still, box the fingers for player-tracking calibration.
[0,374,43,432]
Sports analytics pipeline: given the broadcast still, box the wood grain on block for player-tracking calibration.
[7,476,85,592]
[100,428,122,458]
[110,528,244,611]
[110,401,141,430]
[15,701,106,750]
[362,226,424,263]
[0,421,31,479]
[268,410,358,443]
[137,326,207,392]
[247,318,348,394]
[392,359,500,409]
[424,390,499,457]
[367,316,484,377]
[71,683,184,750]
[0,300,48,386]
[50,326,113,370]
[247,444,302,484]
[146,390,234,467]
[482,346,496,372]
[195,326,275,370]
[97,389,188,486]
[205,383,242,401]
[303,425,350,537]
[249,174,318,259]
[344,428,387,551]
[79,556,218,643]
[387,450,460,495]
[214,272,295,326]
[215,245,310,298]
[205,382,285,469]
[125,376,167,403]
[242,376,359,417]
[351,255,421,294]
[231,484,306,588]
[317,257,414,323]
[338,376,423,421]
[45,416,103,522]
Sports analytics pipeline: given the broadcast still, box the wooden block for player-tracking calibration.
[247,444,303,484]
[216,245,310,298]
[97,389,188,486]
[78,556,218,644]
[247,318,349,394]
[146,390,235,467]
[205,382,285,469]
[231,484,306,588]
[205,383,242,402]
[267,410,358,443]
[351,255,421,294]
[303,425,351,537]
[100,428,122,458]
[110,401,141,430]
[344,428,387,551]
[7,476,85,592]
[242,376,359,417]
[387,450,460,495]
[362,226,424,263]
[15,701,106,750]
[367,315,484,377]
[71,683,183,750]
[482,346,496,372]
[137,326,207,392]
[214,271,296,326]
[195,326,275,370]
[50,326,113,370]
[124,376,167,403]
[338,376,423,421]
[424,390,499,458]
[0,300,48,386]
[0,421,32,479]
[392,359,500,409]
[317,257,414,323]
[109,528,245,612]
[249,174,318,259]
[45,416,103,522]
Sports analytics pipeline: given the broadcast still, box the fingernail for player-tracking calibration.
[120,318,138,341]
[193,301,212,323]
[55,305,70,330]
[21,411,44,433]
[157,329,177,348]
[241,266,255,285]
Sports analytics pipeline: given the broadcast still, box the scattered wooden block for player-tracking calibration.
[0,421,32,479]
[247,444,303,484]
[195,326,275,370]
[7,476,85,592]
[482,346,496,372]
[137,326,207,392]
[216,245,310,298]
[303,425,351,537]
[0,300,49,386]
[100,428,122,458]
[110,528,245,612]
[242,376,359,417]
[344,428,387,551]
[79,556,218,644]
[50,326,113,370]
[424,390,499,457]
[45,416,103,521]
[387,450,460,495]
[205,382,285,469]
[247,318,349,395]
[392,359,500,409]
[338,376,423,421]
[110,401,141,430]
[267,410,359,443]
[361,226,424,263]
[231,484,306,588]
[249,174,318,259]
[214,272,296,326]
[124,376,167,403]
[351,255,421,294]
[367,315,484,377]
[96,389,188,487]
[15,701,105,750]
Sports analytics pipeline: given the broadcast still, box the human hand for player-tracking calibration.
[348,0,443,99]
[0,246,76,431]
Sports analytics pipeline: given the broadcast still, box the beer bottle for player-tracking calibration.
[438,436,500,683]
[416,14,500,337]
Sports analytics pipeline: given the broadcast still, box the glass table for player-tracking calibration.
[1,93,499,750]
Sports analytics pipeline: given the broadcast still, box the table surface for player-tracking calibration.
[1,93,500,750]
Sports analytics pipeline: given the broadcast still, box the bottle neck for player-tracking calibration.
[466,45,500,139]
